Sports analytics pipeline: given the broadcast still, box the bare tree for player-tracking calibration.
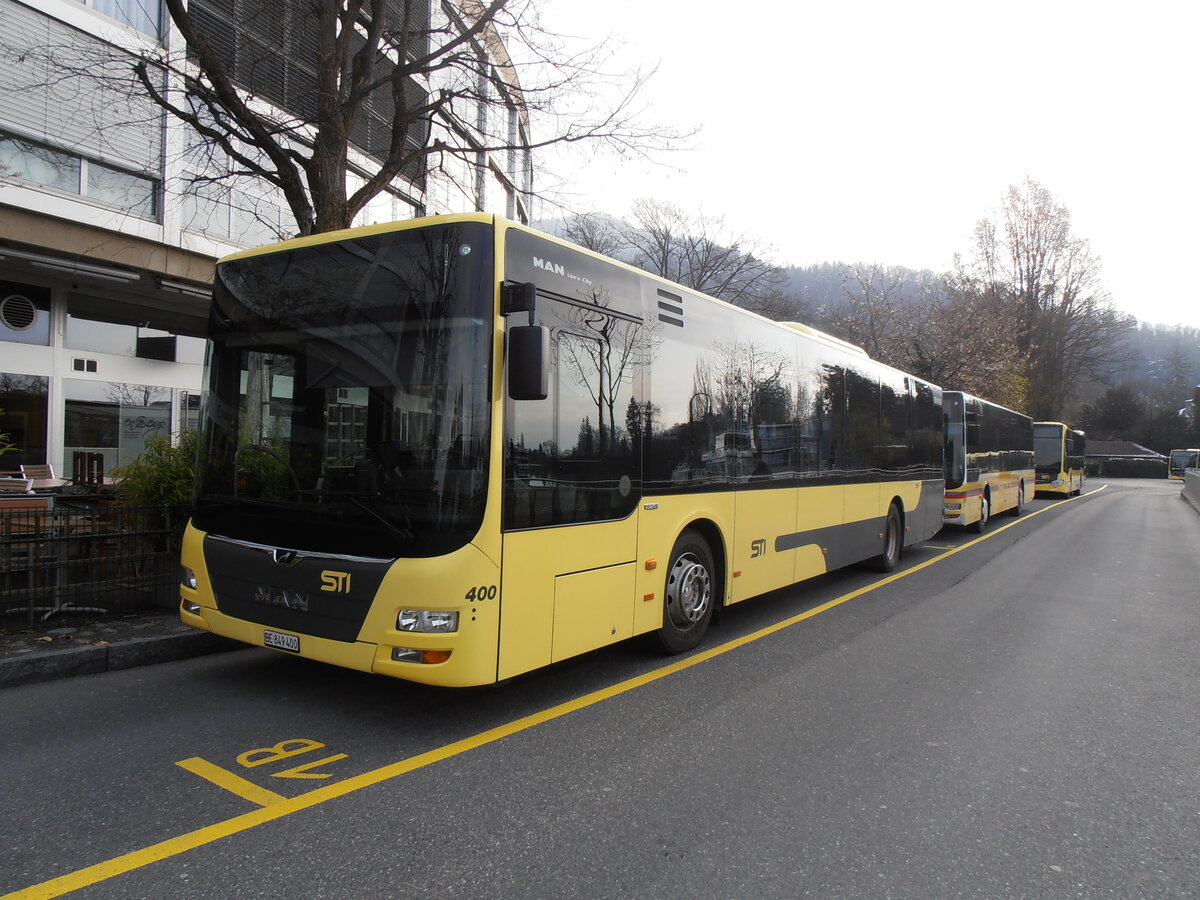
[823,263,909,361]
[562,201,797,318]
[816,264,1027,409]
[2,0,681,238]
[929,274,1028,409]
[953,178,1133,419]
[561,211,627,257]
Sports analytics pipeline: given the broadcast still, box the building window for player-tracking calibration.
[179,173,283,245]
[0,374,50,470]
[79,0,163,38]
[0,132,160,220]
[64,378,172,474]
[88,161,158,218]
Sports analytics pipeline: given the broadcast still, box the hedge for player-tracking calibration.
[1085,458,1168,478]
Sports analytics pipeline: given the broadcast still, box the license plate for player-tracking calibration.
[264,629,300,653]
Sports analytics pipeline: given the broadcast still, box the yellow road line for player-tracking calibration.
[3,484,1102,900]
[175,757,286,807]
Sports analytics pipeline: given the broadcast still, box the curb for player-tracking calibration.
[0,631,244,689]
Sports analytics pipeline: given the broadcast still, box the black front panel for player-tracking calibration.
[205,536,392,642]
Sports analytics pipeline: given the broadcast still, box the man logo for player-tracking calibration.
[320,570,351,593]
[750,539,766,558]
[532,255,566,276]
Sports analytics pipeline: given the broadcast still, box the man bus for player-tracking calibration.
[943,392,1034,532]
[179,214,945,686]
[1034,421,1086,496]
[1167,448,1199,480]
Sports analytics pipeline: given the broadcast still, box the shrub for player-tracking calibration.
[1088,457,1168,478]
[111,431,199,506]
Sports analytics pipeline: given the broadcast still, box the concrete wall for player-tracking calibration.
[1183,468,1200,510]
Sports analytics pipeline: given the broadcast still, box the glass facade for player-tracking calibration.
[0,276,205,479]
[66,294,206,364]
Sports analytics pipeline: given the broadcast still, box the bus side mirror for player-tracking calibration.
[508,325,549,400]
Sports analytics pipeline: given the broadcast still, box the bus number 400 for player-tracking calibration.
[465,585,498,601]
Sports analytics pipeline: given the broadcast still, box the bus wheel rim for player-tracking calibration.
[667,552,711,629]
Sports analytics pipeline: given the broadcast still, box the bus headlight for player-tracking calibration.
[181,567,198,590]
[397,609,459,633]
[1051,479,1064,487]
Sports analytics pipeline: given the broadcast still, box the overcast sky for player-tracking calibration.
[536,0,1200,330]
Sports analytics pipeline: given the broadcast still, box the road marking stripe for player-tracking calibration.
[175,757,286,807]
[3,484,1102,900]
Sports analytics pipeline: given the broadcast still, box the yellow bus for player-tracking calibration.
[942,392,1034,532]
[179,214,945,686]
[1167,448,1199,480]
[1034,421,1086,496]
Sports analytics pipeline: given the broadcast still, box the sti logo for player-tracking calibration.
[320,570,351,593]
[750,539,767,558]
[532,256,566,276]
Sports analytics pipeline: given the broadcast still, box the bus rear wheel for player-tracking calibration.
[873,503,902,572]
[971,493,990,534]
[655,530,716,654]
[1007,482,1024,517]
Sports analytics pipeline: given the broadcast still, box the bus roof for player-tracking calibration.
[216,214,920,381]
[780,322,868,357]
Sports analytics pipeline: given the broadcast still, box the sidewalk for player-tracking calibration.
[0,609,243,689]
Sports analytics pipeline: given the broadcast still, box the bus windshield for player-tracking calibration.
[943,391,966,488]
[1034,423,1063,471]
[1169,449,1199,477]
[191,221,495,558]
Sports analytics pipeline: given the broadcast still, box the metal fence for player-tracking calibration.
[0,503,190,625]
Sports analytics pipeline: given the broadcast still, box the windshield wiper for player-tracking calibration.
[347,494,415,545]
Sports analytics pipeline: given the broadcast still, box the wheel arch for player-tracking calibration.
[677,517,728,620]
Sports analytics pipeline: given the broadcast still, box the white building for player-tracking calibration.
[0,0,531,479]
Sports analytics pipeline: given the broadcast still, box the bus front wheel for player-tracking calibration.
[656,530,716,654]
[972,494,990,534]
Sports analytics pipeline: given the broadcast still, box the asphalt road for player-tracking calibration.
[2,478,1198,899]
